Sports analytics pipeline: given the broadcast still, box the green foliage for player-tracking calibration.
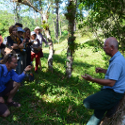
[78,0,125,54]
[0,10,41,38]
[48,13,68,43]
[42,22,49,30]
[62,30,68,36]
[21,16,37,31]
[0,11,14,37]
[65,1,76,22]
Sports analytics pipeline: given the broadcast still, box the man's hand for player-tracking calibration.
[81,74,93,81]
[24,65,32,72]
[96,67,107,74]
[19,43,24,49]
[12,43,18,49]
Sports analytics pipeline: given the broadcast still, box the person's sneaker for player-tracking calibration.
[106,101,120,118]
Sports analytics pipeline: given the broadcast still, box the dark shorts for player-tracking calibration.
[0,103,8,115]
[0,80,14,97]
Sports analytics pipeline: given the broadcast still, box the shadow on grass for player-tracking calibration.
[0,52,101,125]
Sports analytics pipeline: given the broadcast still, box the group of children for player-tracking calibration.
[0,23,49,75]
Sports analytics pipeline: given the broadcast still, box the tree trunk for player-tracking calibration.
[16,3,20,22]
[66,48,73,78]
[13,2,20,23]
[53,19,56,38]
[100,94,125,125]
[34,11,37,25]
[74,20,76,31]
[65,0,76,78]
[42,13,54,71]
[56,2,59,43]
[59,15,62,36]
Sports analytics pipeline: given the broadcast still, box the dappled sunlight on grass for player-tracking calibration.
[12,115,18,121]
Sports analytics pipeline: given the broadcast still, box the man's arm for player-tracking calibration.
[81,74,116,87]
[96,67,107,74]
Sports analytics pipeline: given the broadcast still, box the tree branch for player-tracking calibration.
[11,0,42,13]
[45,2,52,14]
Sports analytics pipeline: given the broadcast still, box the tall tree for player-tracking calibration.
[65,0,77,78]
[52,0,62,43]
[59,15,62,36]
[13,2,21,23]
[55,0,59,42]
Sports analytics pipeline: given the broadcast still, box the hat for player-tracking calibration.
[31,31,36,36]
[17,27,25,32]
[34,26,41,30]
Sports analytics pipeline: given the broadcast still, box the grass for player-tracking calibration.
[0,36,109,125]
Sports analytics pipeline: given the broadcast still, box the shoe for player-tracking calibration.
[8,101,21,107]
[106,101,120,118]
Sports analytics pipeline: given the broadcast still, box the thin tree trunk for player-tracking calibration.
[56,2,59,43]
[16,3,20,22]
[42,13,54,71]
[45,29,54,71]
[74,20,76,31]
[65,0,76,78]
[66,48,73,78]
[34,11,37,25]
[12,1,16,23]
[74,0,77,31]
[59,15,62,36]
[53,18,56,37]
